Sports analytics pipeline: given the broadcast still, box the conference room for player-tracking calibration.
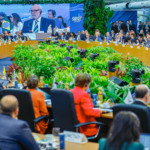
[0,0,150,150]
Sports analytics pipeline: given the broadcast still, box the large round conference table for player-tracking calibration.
[2,39,148,121]
[2,40,146,149]
[0,40,150,66]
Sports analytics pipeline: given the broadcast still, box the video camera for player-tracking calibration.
[131,69,145,83]
[46,39,51,45]
[90,53,99,61]
[66,46,74,53]
[78,49,87,58]
[53,40,59,44]
[63,56,74,63]
[108,61,119,72]
[59,43,66,47]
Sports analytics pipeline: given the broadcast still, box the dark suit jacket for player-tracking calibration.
[111,34,116,41]
[52,32,59,37]
[54,18,64,29]
[94,35,104,41]
[131,38,137,44]
[63,32,70,40]
[22,17,55,33]
[125,36,131,43]
[133,100,147,106]
[138,39,145,46]
[80,33,86,41]
[120,23,128,33]
[129,24,136,33]
[111,25,118,33]
[119,36,126,43]
[138,24,144,32]
[0,114,39,150]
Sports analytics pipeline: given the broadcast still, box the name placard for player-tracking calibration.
[63,131,87,144]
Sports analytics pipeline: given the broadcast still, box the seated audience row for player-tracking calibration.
[51,28,150,47]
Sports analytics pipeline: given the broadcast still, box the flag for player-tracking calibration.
[2,16,13,32]
[3,66,5,76]
[124,90,134,104]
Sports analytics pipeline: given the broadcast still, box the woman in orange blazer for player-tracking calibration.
[27,75,49,134]
[70,73,102,137]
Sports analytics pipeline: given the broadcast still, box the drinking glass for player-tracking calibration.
[52,127,60,142]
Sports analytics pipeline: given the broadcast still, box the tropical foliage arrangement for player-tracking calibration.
[83,0,114,35]
[9,41,150,103]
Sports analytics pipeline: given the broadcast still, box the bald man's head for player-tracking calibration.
[0,95,18,115]
[135,84,150,103]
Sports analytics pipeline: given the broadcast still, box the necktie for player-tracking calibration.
[33,20,38,33]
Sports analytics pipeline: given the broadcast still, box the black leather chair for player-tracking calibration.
[1,89,49,132]
[50,88,104,140]
[112,104,150,133]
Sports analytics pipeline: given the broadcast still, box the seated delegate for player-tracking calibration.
[133,84,149,106]
[27,75,49,134]
[99,111,144,150]
[70,73,103,137]
[0,95,39,150]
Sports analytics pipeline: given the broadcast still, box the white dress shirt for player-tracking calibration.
[32,17,41,33]
[11,22,23,36]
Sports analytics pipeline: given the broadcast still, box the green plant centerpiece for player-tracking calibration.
[10,41,150,103]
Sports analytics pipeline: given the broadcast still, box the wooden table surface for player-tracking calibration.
[101,112,113,119]
[47,104,113,119]
[0,40,38,59]
[32,133,99,150]
[64,40,150,66]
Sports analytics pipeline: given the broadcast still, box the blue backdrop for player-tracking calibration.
[107,11,137,32]
[70,4,84,34]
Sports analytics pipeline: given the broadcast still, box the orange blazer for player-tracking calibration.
[28,88,49,134]
[70,86,100,136]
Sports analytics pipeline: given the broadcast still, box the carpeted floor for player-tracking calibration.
[0,57,12,74]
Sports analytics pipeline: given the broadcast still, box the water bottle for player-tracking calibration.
[44,84,48,88]
[59,133,65,150]
[92,94,97,106]
[14,80,18,88]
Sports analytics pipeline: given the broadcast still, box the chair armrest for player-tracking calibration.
[74,121,104,128]
[34,115,49,123]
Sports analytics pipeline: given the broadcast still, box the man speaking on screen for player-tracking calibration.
[22,4,55,33]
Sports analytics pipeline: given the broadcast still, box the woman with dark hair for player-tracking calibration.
[10,13,23,36]
[99,111,144,150]
[27,75,49,134]
[69,32,76,41]
[58,16,67,28]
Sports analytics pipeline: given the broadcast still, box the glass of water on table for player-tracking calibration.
[52,127,60,143]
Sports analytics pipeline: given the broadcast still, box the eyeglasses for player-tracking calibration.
[30,9,40,13]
